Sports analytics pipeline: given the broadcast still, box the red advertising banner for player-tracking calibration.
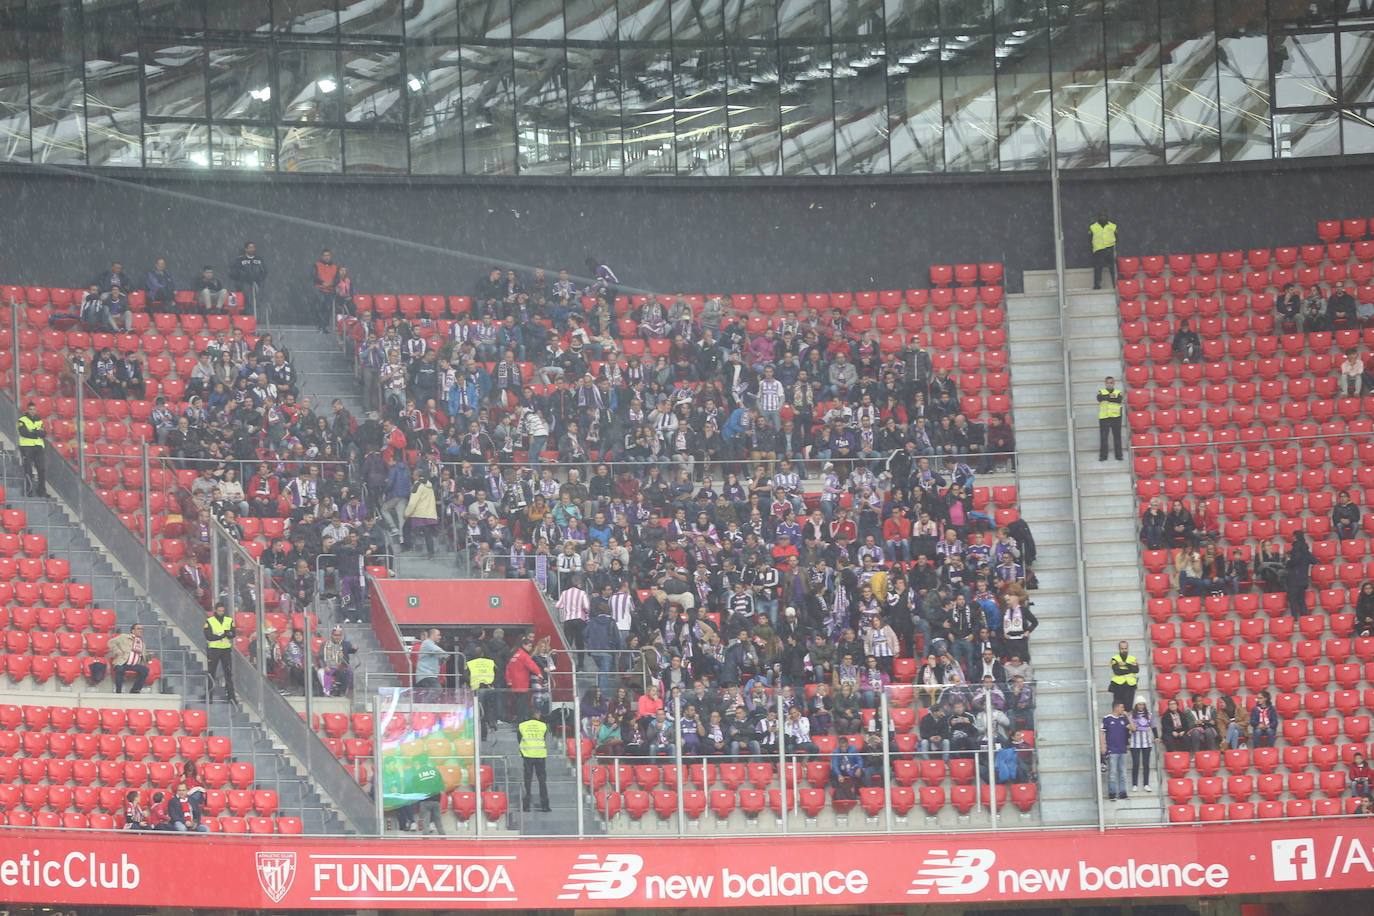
[0,821,1372,908]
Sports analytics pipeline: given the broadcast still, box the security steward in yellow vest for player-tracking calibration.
[16,402,47,497]
[518,707,551,812]
[466,650,496,741]
[1097,375,1124,462]
[203,602,238,705]
[1090,210,1118,290]
[1108,640,1139,710]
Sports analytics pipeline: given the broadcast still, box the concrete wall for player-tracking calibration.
[0,157,1367,323]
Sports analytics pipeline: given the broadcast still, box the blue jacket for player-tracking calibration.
[384,463,411,500]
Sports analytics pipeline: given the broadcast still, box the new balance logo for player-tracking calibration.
[907,849,995,896]
[1271,839,1316,882]
[557,854,643,900]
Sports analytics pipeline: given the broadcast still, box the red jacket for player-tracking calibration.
[505,648,541,691]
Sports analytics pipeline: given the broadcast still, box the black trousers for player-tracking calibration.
[1109,681,1136,711]
[521,756,549,809]
[1093,247,1117,289]
[206,646,236,701]
[20,445,45,495]
[1099,416,1122,459]
[114,663,149,693]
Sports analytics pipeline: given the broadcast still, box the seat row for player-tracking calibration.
[0,295,256,333]
[1120,240,1374,278]
[592,784,1036,823]
[0,810,300,833]
[1169,799,1362,822]
[0,731,233,763]
[1118,271,1374,300]
[1165,744,1369,775]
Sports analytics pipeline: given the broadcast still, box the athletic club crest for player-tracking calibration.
[256,851,297,903]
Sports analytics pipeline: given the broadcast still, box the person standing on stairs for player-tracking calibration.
[1089,210,1118,290]
[310,249,339,333]
[1107,640,1138,711]
[518,706,552,813]
[204,602,238,705]
[1096,376,1124,461]
[16,401,47,497]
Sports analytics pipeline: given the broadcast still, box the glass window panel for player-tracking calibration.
[341,0,403,36]
[996,26,1050,171]
[1342,30,1374,105]
[143,120,209,168]
[619,0,670,42]
[514,45,571,175]
[1274,109,1340,156]
[1273,32,1338,108]
[0,1,30,163]
[278,49,341,123]
[1342,1,1374,24]
[1216,2,1270,161]
[673,0,725,42]
[620,46,675,173]
[832,42,889,173]
[209,47,274,120]
[513,0,564,39]
[1160,2,1219,163]
[832,0,884,39]
[1341,107,1374,151]
[84,3,141,167]
[460,0,511,39]
[274,0,338,35]
[778,0,828,39]
[887,38,942,172]
[460,43,517,173]
[206,0,272,34]
[567,45,622,175]
[211,123,276,169]
[277,124,342,170]
[565,0,616,41]
[779,43,834,174]
[674,45,728,175]
[943,39,997,171]
[344,129,408,171]
[1052,18,1108,167]
[941,0,988,32]
[407,43,464,173]
[724,0,777,41]
[1271,0,1335,28]
[726,42,781,174]
[405,0,459,41]
[1105,4,1162,165]
[143,44,206,118]
[884,0,937,39]
[139,0,205,32]
[343,49,404,123]
[28,0,86,163]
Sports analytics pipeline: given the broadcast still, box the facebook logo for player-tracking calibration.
[1271,839,1316,882]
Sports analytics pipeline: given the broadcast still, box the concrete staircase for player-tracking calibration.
[1011,267,1158,825]
[0,452,345,833]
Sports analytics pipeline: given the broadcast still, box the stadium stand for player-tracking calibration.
[1122,219,1374,821]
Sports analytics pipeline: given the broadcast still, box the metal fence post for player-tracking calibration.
[140,443,152,546]
[674,691,684,836]
[776,687,787,835]
[474,687,484,840]
[372,693,385,836]
[881,688,893,832]
[986,699,998,830]
[74,363,86,481]
[572,667,584,838]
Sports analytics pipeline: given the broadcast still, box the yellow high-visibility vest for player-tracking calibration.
[205,615,234,649]
[1098,389,1123,419]
[467,657,495,689]
[1110,653,1138,686]
[17,416,44,449]
[518,719,547,758]
[1091,221,1118,252]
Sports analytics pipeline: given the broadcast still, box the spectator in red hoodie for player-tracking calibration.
[883,506,912,562]
[505,634,542,723]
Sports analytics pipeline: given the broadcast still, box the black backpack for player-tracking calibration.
[1006,519,1037,567]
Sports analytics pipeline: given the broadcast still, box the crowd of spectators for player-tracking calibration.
[60,250,1037,779]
